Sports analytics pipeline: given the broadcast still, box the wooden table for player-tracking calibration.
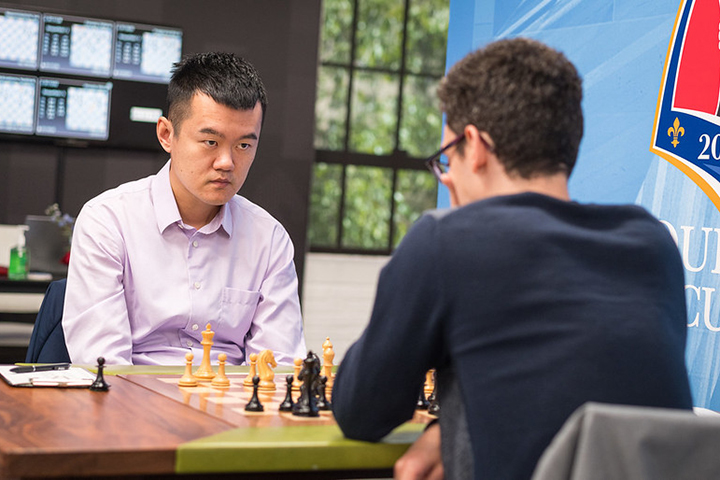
[0,366,427,479]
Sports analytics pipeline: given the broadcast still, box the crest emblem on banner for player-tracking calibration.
[651,0,720,210]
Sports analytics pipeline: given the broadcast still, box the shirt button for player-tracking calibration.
[192,324,199,331]
[194,282,201,289]
[186,340,193,347]
[192,241,198,248]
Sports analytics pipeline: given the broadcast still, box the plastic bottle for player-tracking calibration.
[8,226,30,280]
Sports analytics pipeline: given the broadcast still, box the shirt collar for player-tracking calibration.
[152,160,182,234]
[218,201,234,237]
[198,202,233,237]
[151,160,234,237]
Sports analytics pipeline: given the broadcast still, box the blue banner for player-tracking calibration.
[446,0,720,409]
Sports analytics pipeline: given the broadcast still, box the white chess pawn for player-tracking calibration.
[212,353,230,388]
[179,352,198,387]
[244,353,258,387]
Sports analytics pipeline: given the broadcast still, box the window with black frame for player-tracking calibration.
[309,0,450,254]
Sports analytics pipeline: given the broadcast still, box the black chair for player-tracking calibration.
[25,278,71,363]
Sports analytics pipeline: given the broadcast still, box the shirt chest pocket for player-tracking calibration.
[219,288,262,332]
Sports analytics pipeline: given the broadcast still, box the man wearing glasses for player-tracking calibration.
[332,38,692,480]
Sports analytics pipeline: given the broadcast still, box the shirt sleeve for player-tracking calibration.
[331,214,447,441]
[243,223,306,365]
[62,203,134,365]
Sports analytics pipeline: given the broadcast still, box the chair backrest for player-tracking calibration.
[531,402,720,480]
[25,278,70,363]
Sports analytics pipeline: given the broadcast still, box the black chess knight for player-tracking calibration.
[292,351,320,417]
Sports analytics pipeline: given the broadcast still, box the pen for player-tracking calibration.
[10,363,71,374]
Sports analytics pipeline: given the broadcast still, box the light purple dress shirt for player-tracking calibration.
[62,161,306,365]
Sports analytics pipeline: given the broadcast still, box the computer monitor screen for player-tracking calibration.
[0,73,36,134]
[113,22,182,84]
[36,77,112,140]
[0,8,40,70]
[39,14,113,77]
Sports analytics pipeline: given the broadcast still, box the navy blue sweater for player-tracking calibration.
[332,193,693,480]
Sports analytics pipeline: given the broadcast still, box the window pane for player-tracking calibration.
[393,169,438,248]
[406,0,450,75]
[355,0,404,69]
[400,74,443,157]
[315,66,349,150]
[319,0,354,64]
[350,71,399,155]
[308,163,343,248]
[342,165,392,249]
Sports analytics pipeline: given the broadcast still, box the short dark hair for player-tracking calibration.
[438,38,583,178]
[167,52,268,131]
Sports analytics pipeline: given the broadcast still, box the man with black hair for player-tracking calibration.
[63,52,306,366]
[332,38,692,480]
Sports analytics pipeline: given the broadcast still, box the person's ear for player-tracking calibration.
[156,116,173,153]
[463,125,490,173]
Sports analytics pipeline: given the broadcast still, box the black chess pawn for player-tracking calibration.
[292,351,320,417]
[316,375,331,411]
[416,386,429,410]
[279,374,294,412]
[244,375,264,412]
[89,356,110,392]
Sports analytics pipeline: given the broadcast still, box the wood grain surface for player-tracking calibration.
[0,375,234,478]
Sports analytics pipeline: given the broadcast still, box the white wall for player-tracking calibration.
[0,224,24,268]
[301,252,389,363]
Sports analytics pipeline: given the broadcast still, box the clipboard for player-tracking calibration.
[0,365,96,387]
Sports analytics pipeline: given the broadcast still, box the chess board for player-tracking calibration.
[0,76,35,131]
[141,31,182,77]
[121,372,435,429]
[66,85,110,134]
[69,23,112,71]
[0,13,39,65]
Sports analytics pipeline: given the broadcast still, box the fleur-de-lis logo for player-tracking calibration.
[668,117,685,148]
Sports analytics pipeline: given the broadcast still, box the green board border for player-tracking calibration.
[176,423,424,473]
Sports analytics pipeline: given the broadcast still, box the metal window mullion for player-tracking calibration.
[316,149,428,170]
[337,163,348,249]
[343,0,360,152]
[387,0,411,252]
[388,168,398,251]
[394,0,411,152]
[323,59,442,79]
[335,0,360,249]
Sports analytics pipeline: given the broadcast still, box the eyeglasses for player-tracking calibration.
[424,132,496,182]
[424,133,465,182]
